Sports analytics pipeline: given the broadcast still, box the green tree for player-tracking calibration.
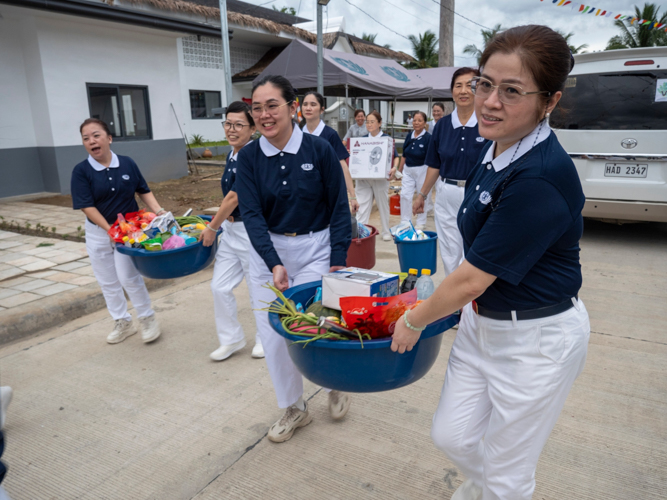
[462,24,503,64]
[555,30,588,54]
[605,3,667,50]
[360,32,391,50]
[404,30,439,69]
[272,6,296,16]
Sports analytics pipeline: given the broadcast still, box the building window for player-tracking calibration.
[87,84,152,140]
[190,90,221,119]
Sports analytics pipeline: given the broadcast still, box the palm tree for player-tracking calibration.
[605,3,667,50]
[555,30,588,54]
[360,32,392,50]
[404,30,439,69]
[463,24,503,64]
[272,6,296,16]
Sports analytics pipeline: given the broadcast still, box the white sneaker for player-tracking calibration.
[210,340,246,361]
[328,390,350,420]
[0,386,13,429]
[138,314,161,343]
[107,319,137,344]
[382,233,392,241]
[451,479,482,500]
[267,402,312,443]
[415,224,425,230]
[251,342,265,358]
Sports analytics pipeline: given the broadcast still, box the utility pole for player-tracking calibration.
[219,0,233,106]
[439,0,455,115]
[317,0,330,95]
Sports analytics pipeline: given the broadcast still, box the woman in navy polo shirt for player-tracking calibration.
[235,75,352,443]
[301,91,359,214]
[71,118,162,344]
[413,67,486,276]
[201,101,264,362]
[392,26,590,499]
[356,111,398,241]
[393,111,432,230]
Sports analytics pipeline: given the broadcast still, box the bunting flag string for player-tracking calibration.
[541,0,667,32]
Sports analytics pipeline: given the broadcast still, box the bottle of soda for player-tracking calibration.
[416,269,435,300]
[400,268,419,294]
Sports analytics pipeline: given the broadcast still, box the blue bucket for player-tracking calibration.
[395,231,438,275]
[268,281,459,393]
[115,215,222,279]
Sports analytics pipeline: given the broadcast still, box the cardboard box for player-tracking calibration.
[322,267,399,310]
[348,136,393,179]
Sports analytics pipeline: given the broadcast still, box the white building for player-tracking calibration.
[0,0,413,198]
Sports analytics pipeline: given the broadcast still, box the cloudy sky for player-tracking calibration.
[247,0,644,63]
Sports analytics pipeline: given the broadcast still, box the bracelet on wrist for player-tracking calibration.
[403,310,426,332]
[349,197,357,201]
[156,208,166,215]
[205,224,219,232]
[419,192,428,199]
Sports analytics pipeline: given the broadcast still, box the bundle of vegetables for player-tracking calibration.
[263,284,370,347]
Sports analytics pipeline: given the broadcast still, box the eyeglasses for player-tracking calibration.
[250,100,292,116]
[222,121,250,132]
[470,77,551,105]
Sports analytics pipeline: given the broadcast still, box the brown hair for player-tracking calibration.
[413,111,428,123]
[432,102,445,112]
[450,67,480,91]
[367,111,382,123]
[354,108,366,118]
[80,118,112,136]
[479,25,571,107]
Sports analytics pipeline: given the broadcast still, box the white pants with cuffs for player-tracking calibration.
[249,228,331,409]
[434,178,465,276]
[400,165,433,227]
[431,299,590,499]
[211,220,259,347]
[356,178,391,237]
[85,219,154,322]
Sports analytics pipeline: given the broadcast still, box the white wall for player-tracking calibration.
[394,101,431,125]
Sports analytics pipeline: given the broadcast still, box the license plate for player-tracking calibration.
[604,163,648,178]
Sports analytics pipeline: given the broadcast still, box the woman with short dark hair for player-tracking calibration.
[393,26,589,499]
[343,108,368,140]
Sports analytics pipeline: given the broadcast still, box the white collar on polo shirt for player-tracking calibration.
[482,120,551,172]
[451,109,478,129]
[302,120,325,137]
[230,140,253,162]
[259,124,303,157]
[369,130,383,138]
[88,151,119,171]
[412,129,426,140]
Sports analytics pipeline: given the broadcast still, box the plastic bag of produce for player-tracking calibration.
[163,234,185,250]
[339,289,418,339]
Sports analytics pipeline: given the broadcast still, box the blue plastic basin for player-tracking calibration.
[395,231,438,275]
[115,215,222,279]
[269,281,459,393]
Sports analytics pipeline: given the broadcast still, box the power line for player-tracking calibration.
[343,0,410,40]
[426,0,492,31]
[403,0,481,35]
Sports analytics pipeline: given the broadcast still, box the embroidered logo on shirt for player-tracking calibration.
[301,163,314,171]
[122,175,130,180]
[232,168,237,173]
[419,144,424,148]
[479,191,492,205]
[476,137,485,143]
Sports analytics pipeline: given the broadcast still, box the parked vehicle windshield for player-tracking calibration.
[550,70,667,130]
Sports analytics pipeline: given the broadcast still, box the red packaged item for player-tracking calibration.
[107,210,154,242]
[340,289,418,339]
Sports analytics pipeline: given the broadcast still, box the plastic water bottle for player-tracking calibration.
[416,269,435,300]
[400,268,419,294]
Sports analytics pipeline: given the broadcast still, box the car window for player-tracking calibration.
[550,70,667,130]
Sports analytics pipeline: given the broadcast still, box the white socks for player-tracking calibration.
[293,396,306,411]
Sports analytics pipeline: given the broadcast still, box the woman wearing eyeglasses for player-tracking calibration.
[392,26,589,499]
[201,101,263,361]
[236,75,352,443]
[414,67,487,277]
[301,91,359,214]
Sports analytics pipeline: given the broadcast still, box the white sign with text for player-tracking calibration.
[349,136,393,180]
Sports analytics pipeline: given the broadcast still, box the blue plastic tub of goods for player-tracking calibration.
[115,215,221,279]
[395,231,438,276]
[268,281,459,393]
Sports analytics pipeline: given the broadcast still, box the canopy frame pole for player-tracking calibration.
[218,0,232,106]
[391,96,396,138]
[317,3,323,95]
[345,84,349,132]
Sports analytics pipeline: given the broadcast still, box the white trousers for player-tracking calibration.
[356,178,390,237]
[85,220,154,322]
[400,165,433,227]
[249,229,331,408]
[434,179,465,276]
[431,300,590,500]
[211,221,259,347]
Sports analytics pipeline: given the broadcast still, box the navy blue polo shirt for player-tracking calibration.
[71,153,150,225]
[425,111,487,181]
[236,125,351,270]
[458,125,585,311]
[221,144,251,220]
[303,121,350,161]
[402,130,431,167]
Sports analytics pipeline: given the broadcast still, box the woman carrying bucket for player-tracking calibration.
[413,67,487,276]
[200,101,264,362]
[356,111,398,242]
[236,75,352,443]
[392,111,433,230]
[393,26,589,499]
[301,91,359,214]
[71,118,162,344]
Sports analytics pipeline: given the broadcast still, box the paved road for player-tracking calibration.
[1,217,665,499]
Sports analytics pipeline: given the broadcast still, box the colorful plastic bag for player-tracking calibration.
[340,289,418,339]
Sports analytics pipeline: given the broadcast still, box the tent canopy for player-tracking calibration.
[254,39,456,100]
